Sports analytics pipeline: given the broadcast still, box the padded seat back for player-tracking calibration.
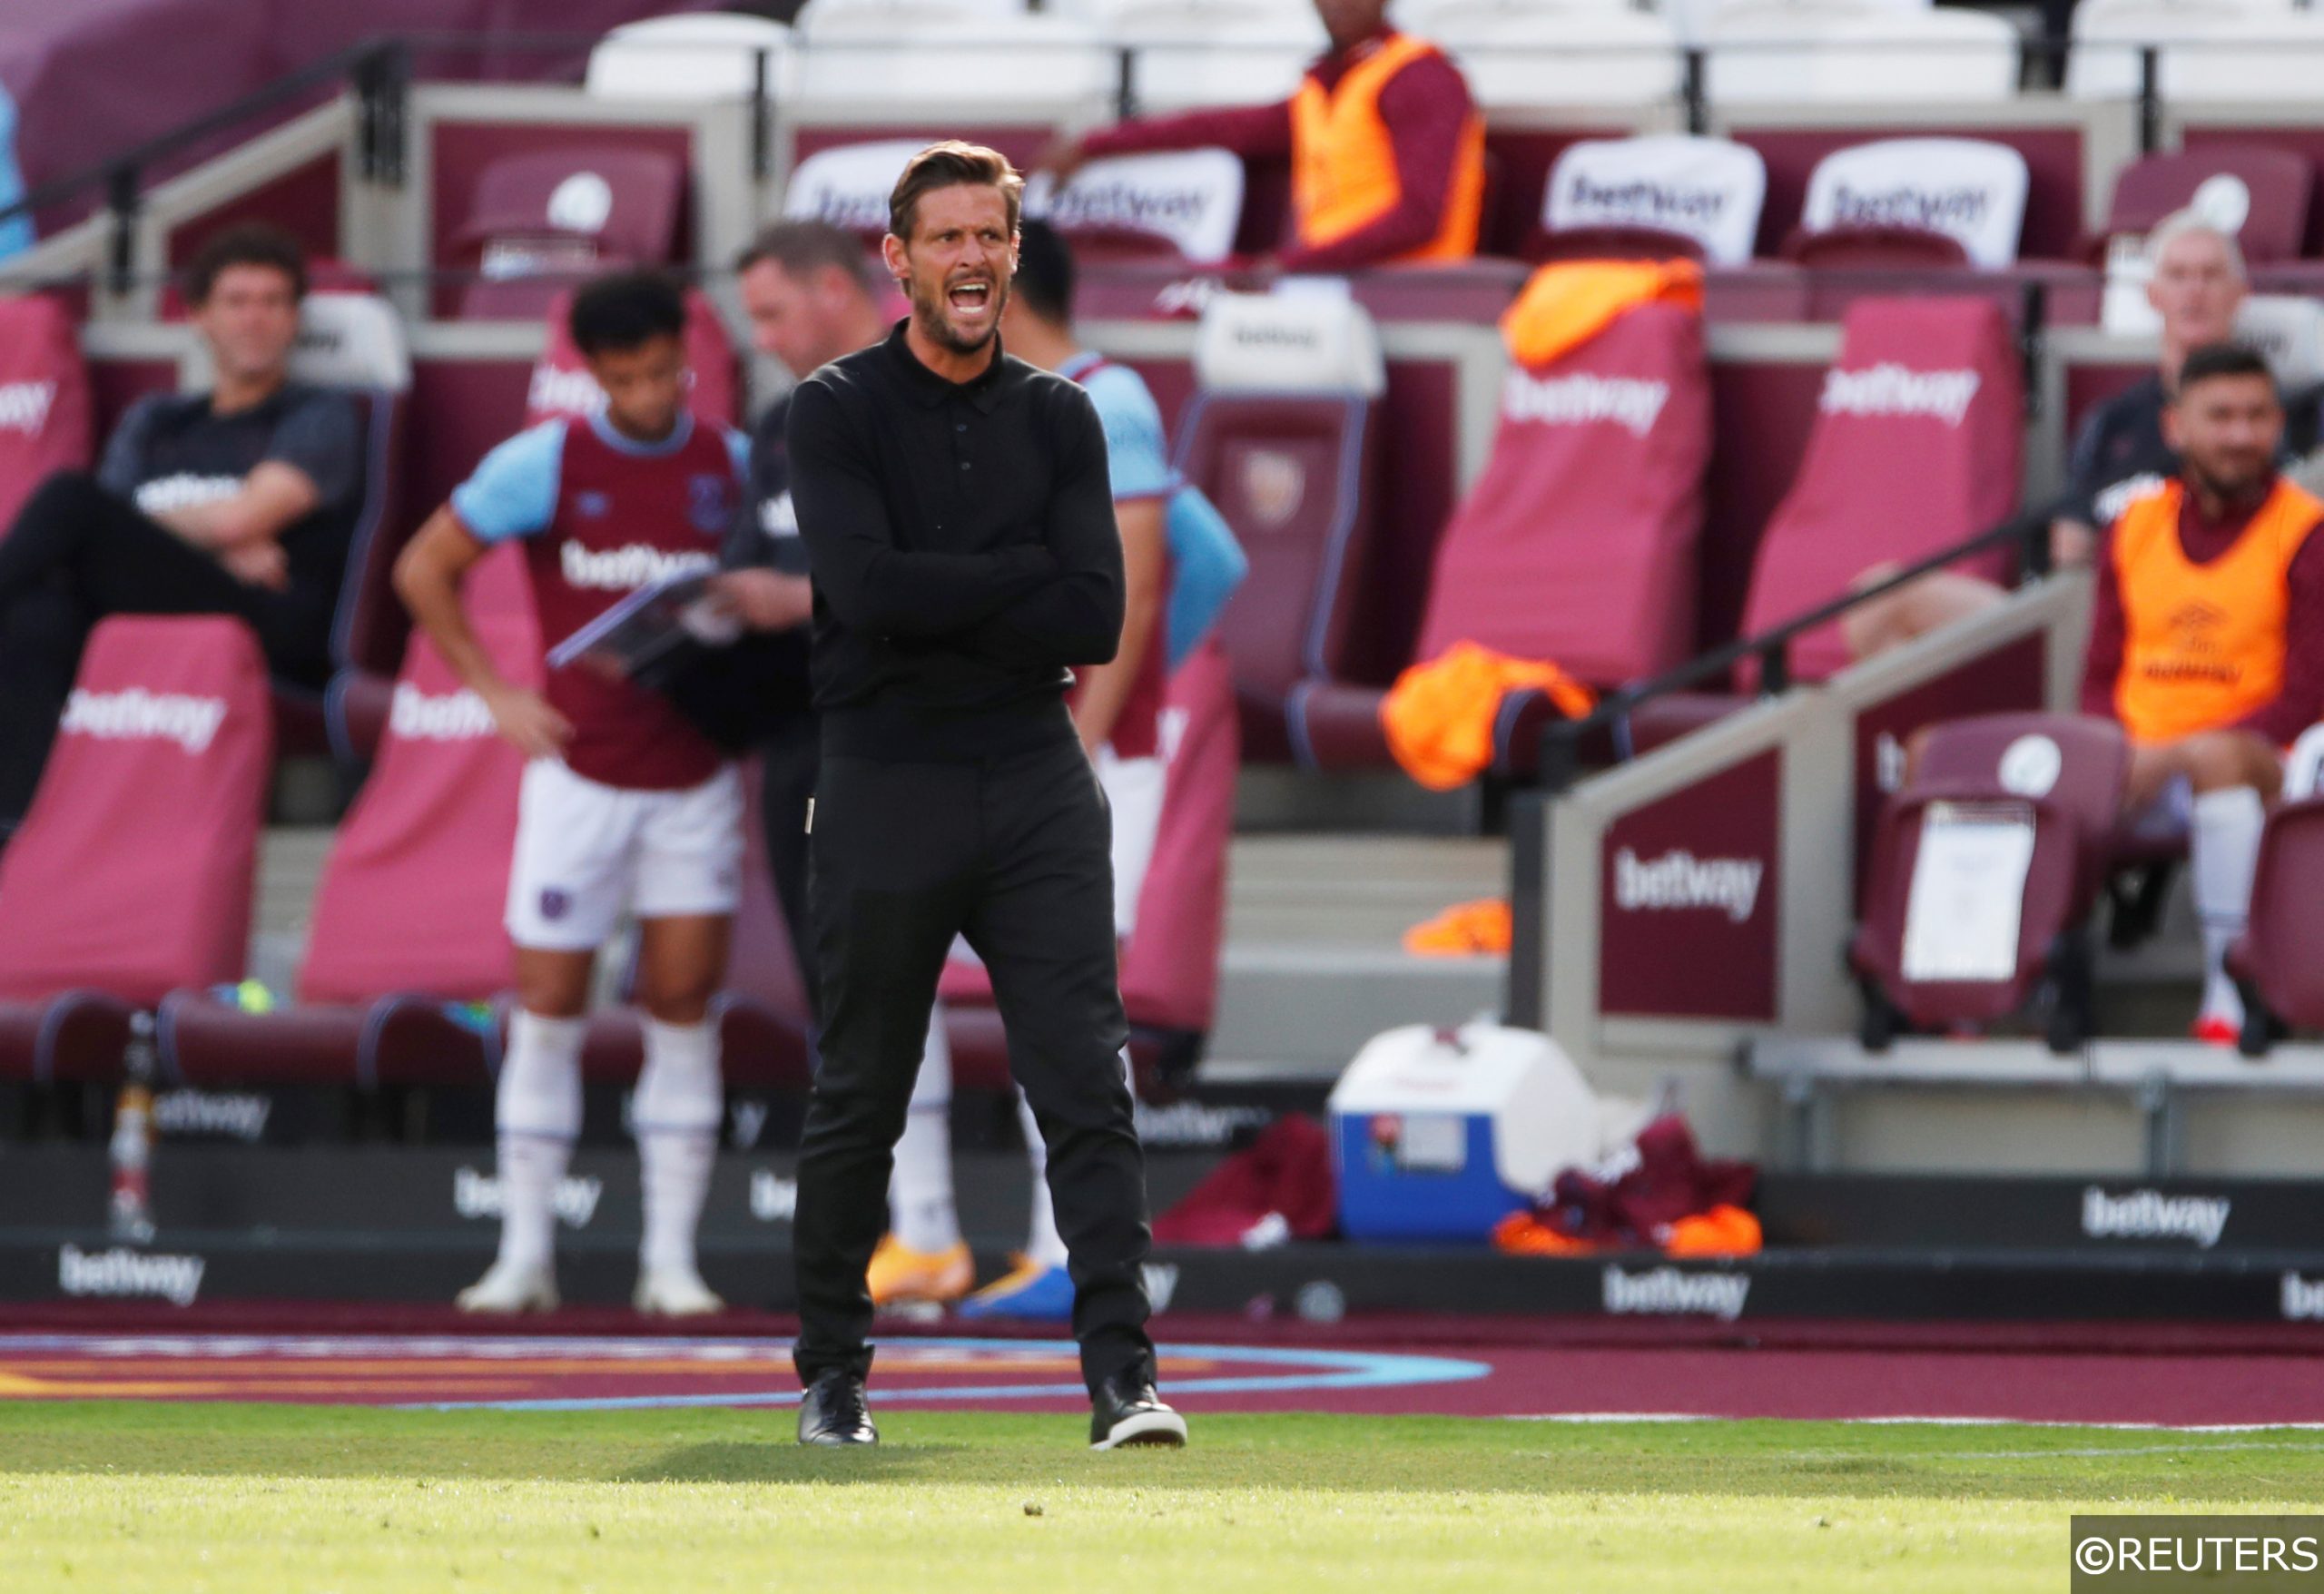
[298,549,540,1006]
[1706,5,2020,103]
[1540,136,1766,267]
[586,14,798,101]
[1175,292,1385,733]
[454,147,687,320]
[0,617,272,1004]
[1415,295,1711,685]
[526,286,740,428]
[782,140,926,243]
[1742,295,2023,683]
[2232,798,2324,1031]
[0,294,92,532]
[1025,149,1247,267]
[1915,713,2129,893]
[1795,138,2030,269]
[1119,638,1239,1033]
[2102,146,2311,264]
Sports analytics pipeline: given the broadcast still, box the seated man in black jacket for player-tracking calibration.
[0,223,359,839]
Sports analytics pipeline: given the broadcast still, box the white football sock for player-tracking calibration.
[2191,784,2265,1025]
[635,1017,722,1276]
[891,1009,962,1255]
[494,1009,585,1273]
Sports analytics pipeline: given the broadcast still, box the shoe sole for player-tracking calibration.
[456,1290,557,1314]
[1091,1410,1189,1451]
[798,1432,881,1447]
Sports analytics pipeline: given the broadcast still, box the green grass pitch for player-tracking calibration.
[1,1402,2319,1591]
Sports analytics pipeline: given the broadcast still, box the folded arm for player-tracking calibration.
[959,389,1127,668]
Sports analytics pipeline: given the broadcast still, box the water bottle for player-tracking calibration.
[108,1012,156,1244]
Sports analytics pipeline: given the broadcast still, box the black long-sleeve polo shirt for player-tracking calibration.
[787,321,1126,761]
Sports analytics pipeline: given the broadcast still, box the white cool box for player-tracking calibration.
[1328,1021,1602,1242]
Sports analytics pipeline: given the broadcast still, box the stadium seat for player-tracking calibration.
[162,556,537,1089]
[1171,290,1386,763]
[2229,797,2324,1054]
[1026,149,1248,266]
[2068,0,2324,102]
[1739,295,2023,684]
[584,13,798,102]
[1704,3,2020,103]
[2090,146,2312,266]
[781,139,926,244]
[1529,135,1767,267]
[792,0,1115,114]
[936,637,1239,1094]
[452,147,689,320]
[1393,0,1683,109]
[1849,713,2129,1048]
[1785,139,2030,271]
[526,285,740,429]
[1289,266,1714,774]
[1659,0,1934,47]
[0,616,274,1080]
[1094,0,1326,113]
[0,293,93,534]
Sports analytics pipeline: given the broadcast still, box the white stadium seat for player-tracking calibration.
[1394,0,1684,110]
[584,14,798,102]
[1797,136,2030,266]
[780,139,926,237]
[2068,0,2324,102]
[1663,0,1930,48]
[1543,135,1768,265]
[793,0,1116,113]
[1706,3,2022,103]
[1091,0,1327,113]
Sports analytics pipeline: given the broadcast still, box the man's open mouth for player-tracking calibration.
[947,279,992,314]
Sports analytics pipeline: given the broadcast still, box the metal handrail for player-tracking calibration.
[1531,505,2056,794]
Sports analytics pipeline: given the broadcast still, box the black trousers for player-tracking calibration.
[0,472,324,831]
[792,733,1156,1396]
[659,631,821,1018]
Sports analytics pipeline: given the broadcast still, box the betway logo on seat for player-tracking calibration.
[454,1166,602,1228]
[390,682,496,742]
[1565,174,1733,228]
[1819,363,1982,426]
[1502,370,1670,438]
[2082,1186,2230,1249]
[1602,1264,1750,1321]
[0,379,57,435]
[1828,182,1992,232]
[1612,847,1764,923]
[59,688,229,753]
[559,541,717,592]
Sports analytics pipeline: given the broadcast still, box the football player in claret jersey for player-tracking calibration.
[394,273,750,1316]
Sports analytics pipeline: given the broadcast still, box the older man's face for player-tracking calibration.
[2149,230,2244,355]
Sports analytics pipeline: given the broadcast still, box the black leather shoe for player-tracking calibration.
[798,1372,878,1446]
[1088,1372,1187,1450]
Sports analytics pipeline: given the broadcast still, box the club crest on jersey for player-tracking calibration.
[575,490,611,518]
[539,889,571,921]
[688,475,732,535]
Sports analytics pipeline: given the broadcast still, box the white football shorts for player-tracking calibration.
[505,758,743,951]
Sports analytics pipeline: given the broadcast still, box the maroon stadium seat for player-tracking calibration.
[936,639,1239,1095]
[453,146,688,320]
[163,556,537,1088]
[2228,798,2324,1052]
[1288,291,1714,775]
[0,616,274,1079]
[0,294,94,534]
[2091,147,2312,266]
[526,286,740,429]
[1849,713,2127,1048]
[1172,293,1385,763]
[1740,297,2024,685]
